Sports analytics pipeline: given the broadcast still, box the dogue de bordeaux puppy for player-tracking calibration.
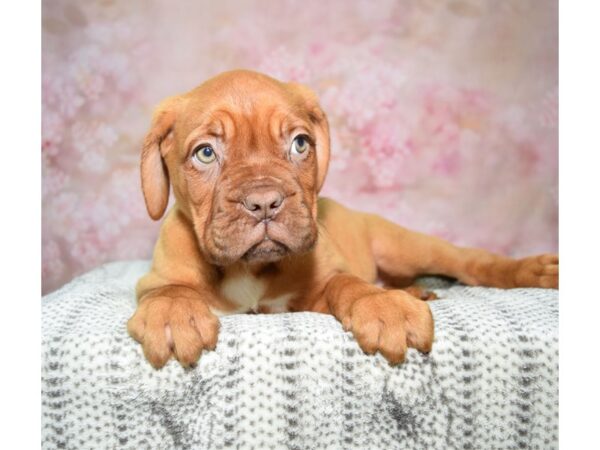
[128,70,559,369]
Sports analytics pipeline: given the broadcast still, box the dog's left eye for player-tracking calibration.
[192,145,217,164]
[290,135,310,156]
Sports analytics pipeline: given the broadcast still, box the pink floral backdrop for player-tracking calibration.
[42,0,558,294]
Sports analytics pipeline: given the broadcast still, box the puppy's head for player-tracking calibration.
[140,70,330,266]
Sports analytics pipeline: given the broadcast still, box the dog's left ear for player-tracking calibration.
[140,96,182,220]
[288,83,330,192]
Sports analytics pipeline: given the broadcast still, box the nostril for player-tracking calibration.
[242,189,284,218]
[271,193,284,208]
[242,198,261,212]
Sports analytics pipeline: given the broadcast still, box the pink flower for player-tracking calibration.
[43,75,85,119]
[358,115,415,189]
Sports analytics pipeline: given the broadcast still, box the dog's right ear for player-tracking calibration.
[140,96,181,220]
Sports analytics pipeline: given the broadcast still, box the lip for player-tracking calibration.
[242,239,289,262]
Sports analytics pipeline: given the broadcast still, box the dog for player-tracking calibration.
[127,70,559,369]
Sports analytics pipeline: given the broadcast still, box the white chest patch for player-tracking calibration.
[260,293,295,313]
[217,269,294,315]
[220,271,266,313]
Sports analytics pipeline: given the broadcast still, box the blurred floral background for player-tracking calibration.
[42,0,558,294]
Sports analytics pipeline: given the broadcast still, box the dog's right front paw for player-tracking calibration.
[127,295,220,369]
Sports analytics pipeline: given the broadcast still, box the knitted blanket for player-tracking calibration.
[41,261,558,449]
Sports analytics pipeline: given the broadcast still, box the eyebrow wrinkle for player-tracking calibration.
[267,108,283,142]
[183,114,230,162]
[214,109,236,139]
[279,113,290,140]
[246,114,258,152]
[203,119,223,138]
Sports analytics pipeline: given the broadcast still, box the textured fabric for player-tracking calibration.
[42,261,558,449]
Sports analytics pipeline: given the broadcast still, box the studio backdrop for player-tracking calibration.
[42,0,558,293]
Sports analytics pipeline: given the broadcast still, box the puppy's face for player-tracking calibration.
[141,71,330,266]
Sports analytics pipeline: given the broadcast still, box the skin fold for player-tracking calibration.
[127,70,559,369]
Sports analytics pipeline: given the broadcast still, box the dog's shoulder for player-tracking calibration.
[317,196,351,221]
[317,197,367,229]
[315,197,376,277]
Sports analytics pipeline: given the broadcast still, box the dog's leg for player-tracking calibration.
[323,273,434,364]
[365,214,558,289]
[128,209,224,369]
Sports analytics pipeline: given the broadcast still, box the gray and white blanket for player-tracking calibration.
[42,261,558,449]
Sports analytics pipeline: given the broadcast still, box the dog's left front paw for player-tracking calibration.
[342,291,434,365]
[514,253,559,288]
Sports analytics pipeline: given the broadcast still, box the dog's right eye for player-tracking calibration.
[290,135,311,157]
[192,145,217,164]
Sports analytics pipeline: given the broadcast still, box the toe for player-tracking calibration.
[143,303,172,369]
[539,254,559,265]
[403,286,437,301]
[422,291,438,301]
[341,315,352,331]
[143,325,171,369]
[539,274,558,289]
[378,322,407,365]
[192,312,220,350]
[127,312,146,344]
[169,315,204,367]
[542,264,559,275]
[352,318,382,355]
[406,303,434,353]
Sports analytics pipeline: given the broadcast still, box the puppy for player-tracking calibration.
[128,70,558,369]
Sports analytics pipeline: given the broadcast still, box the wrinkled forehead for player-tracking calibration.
[177,88,312,147]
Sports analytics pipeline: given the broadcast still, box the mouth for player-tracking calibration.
[205,204,317,266]
[242,238,289,263]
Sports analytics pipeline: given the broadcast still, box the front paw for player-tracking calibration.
[514,253,559,289]
[342,291,434,365]
[127,295,220,369]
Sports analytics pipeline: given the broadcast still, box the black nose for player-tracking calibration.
[242,189,284,220]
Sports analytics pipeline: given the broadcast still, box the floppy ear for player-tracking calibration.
[140,97,180,220]
[288,83,330,192]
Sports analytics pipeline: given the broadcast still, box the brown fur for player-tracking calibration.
[128,70,559,369]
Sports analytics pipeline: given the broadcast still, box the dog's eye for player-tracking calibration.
[192,145,217,164]
[290,135,310,156]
